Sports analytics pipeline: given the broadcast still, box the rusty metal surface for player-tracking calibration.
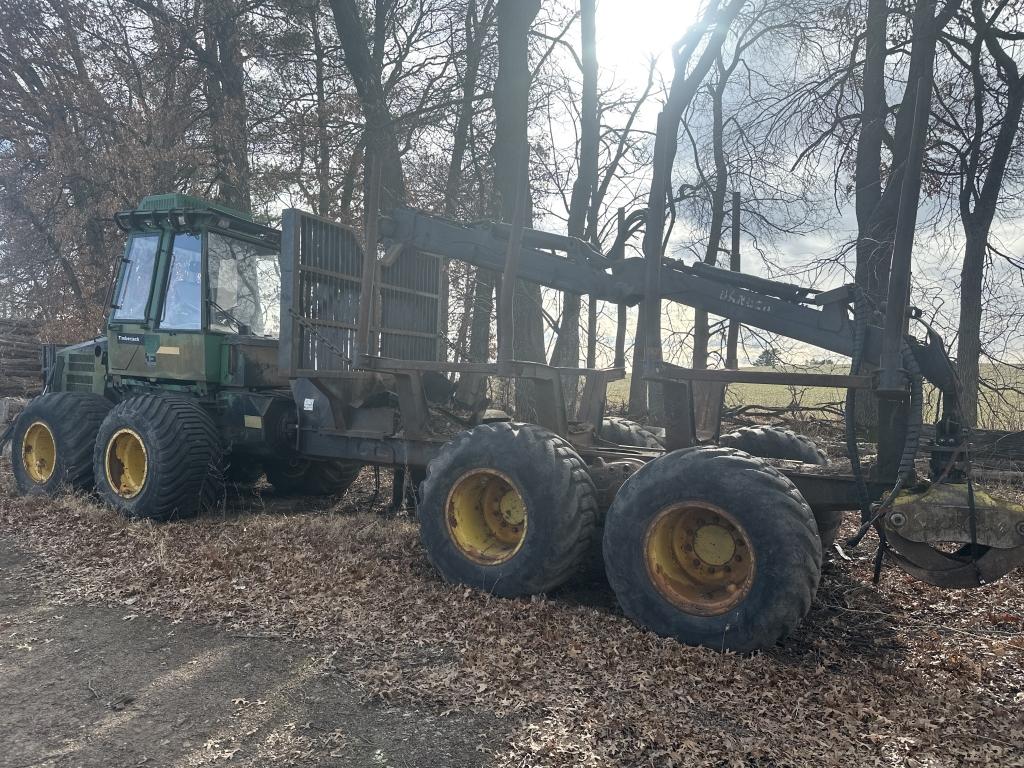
[885,530,1024,588]
[785,472,891,513]
[661,380,696,452]
[585,457,644,509]
[888,483,1024,549]
[879,482,1024,587]
[576,368,625,427]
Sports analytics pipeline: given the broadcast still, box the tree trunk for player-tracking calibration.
[203,0,251,212]
[455,271,495,405]
[493,0,543,417]
[311,3,332,216]
[852,0,958,437]
[954,1,1024,428]
[850,0,887,435]
[329,0,406,211]
[852,0,888,306]
[692,65,728,370]
[550,0,597,407]
[450,0,495,402]
[957,229,985,426]
[441,0,492,367]
[444,0,489,216]
[640,0,746,419]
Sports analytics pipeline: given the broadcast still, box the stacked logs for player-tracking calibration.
[0,318,43,396]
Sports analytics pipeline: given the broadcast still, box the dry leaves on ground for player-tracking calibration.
[1,468,1022,767]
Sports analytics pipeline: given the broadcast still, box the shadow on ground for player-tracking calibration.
[0,540,499,768]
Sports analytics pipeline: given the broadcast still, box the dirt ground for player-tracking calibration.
[2,468,1023,767]
[0,538,497,768]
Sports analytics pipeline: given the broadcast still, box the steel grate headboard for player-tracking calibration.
[279,209,441,378]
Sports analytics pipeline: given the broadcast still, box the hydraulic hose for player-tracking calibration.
[846,336,925,557]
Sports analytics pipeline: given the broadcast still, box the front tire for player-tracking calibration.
[12,393,112,495]
[603,446,821,652]
[93,395,224,521]
[418,422,598,597]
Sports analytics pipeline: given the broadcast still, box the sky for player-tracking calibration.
[543,1,1022,368]
[596,0,700,81]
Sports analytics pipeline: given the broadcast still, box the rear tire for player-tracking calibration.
[265,457,362,496]
[93,395,223,521]
[12,393,112,495]
[719,425,827,464]
[603,446,821,652]
[418,422,598,596]
[600,417,663,448]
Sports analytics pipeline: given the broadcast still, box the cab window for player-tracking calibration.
[160,233,202,330]
[207,232,281,337]
[113,234,159,320]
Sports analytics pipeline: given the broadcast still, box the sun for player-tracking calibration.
[595,0,702,84]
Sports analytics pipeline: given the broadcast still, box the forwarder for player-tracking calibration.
[9,193,1024,652]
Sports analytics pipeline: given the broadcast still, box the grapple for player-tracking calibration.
[882,482,1024,587]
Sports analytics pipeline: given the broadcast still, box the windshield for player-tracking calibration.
[207,232,281,337]
[161,233,203,330]
[113,233,159,320]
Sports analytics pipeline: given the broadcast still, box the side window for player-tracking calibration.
[113,234,160,320]
[207,232,281,337]
[160,233,203,330]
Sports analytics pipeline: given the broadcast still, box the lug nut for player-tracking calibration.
[1016,521,1024,537]
[889,512,906,527]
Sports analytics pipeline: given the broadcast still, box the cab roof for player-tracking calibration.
[115,194,280,244]
[137,193,252,221]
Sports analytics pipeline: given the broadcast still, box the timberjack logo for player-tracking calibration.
[719,288,773,313]
[117,333,144,344]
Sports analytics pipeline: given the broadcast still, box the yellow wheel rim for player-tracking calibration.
[644,501,754,616]
[22,421,56,484]
[445,469,528,565]
[105,428,148,499]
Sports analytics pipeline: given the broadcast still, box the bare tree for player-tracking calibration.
[328,0,406,208]
[632,0,747,419]
[935,0,1024,425]
[493,0,543,415]
[549,0,597,384]
[123,0,254,211]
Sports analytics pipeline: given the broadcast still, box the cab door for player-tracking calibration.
[108,230,213,382]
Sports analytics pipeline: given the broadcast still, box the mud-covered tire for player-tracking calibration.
[600,416,664,448]
[719,425,828,464]
[265,457,362,496]
[603,446,821,652]
[93,395,223,521]
[11,393,112,495]
[418,422,598,597]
